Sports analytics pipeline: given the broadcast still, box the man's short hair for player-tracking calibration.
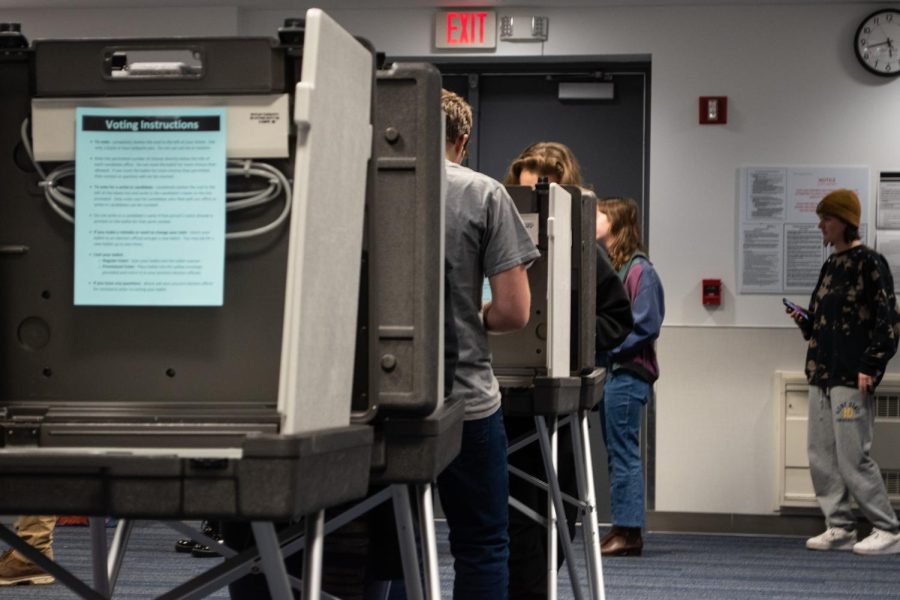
[441,89,472,144]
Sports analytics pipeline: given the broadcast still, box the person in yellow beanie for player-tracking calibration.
[816,188,861,228]
[785,188,900,555]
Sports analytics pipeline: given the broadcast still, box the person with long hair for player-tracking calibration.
[786,189,900,555]
[504,141,632,599]
[502,141,584,188]
[595,196,664,556]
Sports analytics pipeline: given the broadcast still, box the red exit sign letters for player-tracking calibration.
[435,10,497,50]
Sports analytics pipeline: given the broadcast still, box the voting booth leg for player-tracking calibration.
[0,522,104,600]
[416,483,442,600]
[251,521,294,600]
[107,519,135,596]
[392,485,425,600]
[536,416,586,600]
[571,411,605,600]
[158,520,309,600]
[13,525,94,597]
[543,416,558,600]
[89,517,111,597]
[301,514,326,600]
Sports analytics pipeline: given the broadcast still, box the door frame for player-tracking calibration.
[392,55,656,513]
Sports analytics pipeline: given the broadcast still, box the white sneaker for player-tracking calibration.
[852,528,900,556]
[806,527,857,551]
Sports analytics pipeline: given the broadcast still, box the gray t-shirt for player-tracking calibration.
[445,160,540,420]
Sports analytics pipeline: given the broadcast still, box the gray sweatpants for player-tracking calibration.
[808,385,899,532]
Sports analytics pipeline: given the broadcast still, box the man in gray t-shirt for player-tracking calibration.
[437,90,539,600]
[445,160,540,419]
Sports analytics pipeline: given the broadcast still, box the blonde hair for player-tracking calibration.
[597,197,646,271]
[441,89,472,144]
[503,141,583,186]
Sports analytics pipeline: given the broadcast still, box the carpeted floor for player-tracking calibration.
[0,520,898,599]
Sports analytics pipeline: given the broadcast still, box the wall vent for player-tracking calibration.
[876,393,900,419]
[776,371,900,510]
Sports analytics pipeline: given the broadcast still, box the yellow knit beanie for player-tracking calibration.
[816,189,860,228]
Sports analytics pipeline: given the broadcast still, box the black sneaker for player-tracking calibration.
[190,521,224,558]
[190,540,224,558]
[174,537,196,553]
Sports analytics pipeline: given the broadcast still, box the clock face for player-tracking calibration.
[855,9,900,76]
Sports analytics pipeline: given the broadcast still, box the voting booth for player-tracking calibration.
[0,10,456,599]
[493,182,606,600]
[319,60,461,600]
[354,62,462,484]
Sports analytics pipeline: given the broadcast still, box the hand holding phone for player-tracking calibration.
[783,297,809,321]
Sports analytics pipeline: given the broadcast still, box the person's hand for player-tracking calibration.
[785,307,805,324]
[858,372,875,393]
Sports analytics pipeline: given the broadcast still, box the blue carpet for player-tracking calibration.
[588,532,900,600]
[1,521,899,599]
[0,521,228,599]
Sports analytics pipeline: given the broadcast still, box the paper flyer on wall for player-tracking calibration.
[737,166,869,294]
[877,174,900,230]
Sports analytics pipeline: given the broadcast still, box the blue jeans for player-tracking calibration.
[437,409,509,600]
[600,370,650,528]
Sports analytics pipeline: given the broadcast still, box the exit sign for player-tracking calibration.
[434,10,497,50]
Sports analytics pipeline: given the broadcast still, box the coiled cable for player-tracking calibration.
[20,118,292,239]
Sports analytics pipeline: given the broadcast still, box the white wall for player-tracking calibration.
[246,3,900,515]
[5,2,899,515]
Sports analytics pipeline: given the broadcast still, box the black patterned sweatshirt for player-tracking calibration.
[800,245,900,389]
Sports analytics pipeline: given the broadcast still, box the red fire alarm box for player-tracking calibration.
[702,279,722,306]
[699,96,727,125]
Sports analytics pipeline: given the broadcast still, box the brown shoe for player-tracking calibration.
[600,525,624,546]
[600,526,643,557]
[0,549,55,585]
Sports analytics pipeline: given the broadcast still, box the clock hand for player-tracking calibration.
[867,40,891,48]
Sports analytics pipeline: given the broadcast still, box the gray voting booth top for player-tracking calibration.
[444,160,540,421]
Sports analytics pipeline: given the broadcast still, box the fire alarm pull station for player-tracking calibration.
[702,279,722,306]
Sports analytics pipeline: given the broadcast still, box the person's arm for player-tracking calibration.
[859,255,900,385]
[484,264,531,332]
[596,245,633,351]
[786,267,821,339]
[609,262,664,362]
[795,263,828,340]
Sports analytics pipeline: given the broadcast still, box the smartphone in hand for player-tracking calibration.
[782,297,809,321]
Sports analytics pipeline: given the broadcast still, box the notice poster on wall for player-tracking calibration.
[876,173,900,229]
[73,107,227,306]
[738,166,869,294]
[875,230,900,286]
[875,172,900,284]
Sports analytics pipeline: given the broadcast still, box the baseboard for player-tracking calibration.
[646,509,829,536]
